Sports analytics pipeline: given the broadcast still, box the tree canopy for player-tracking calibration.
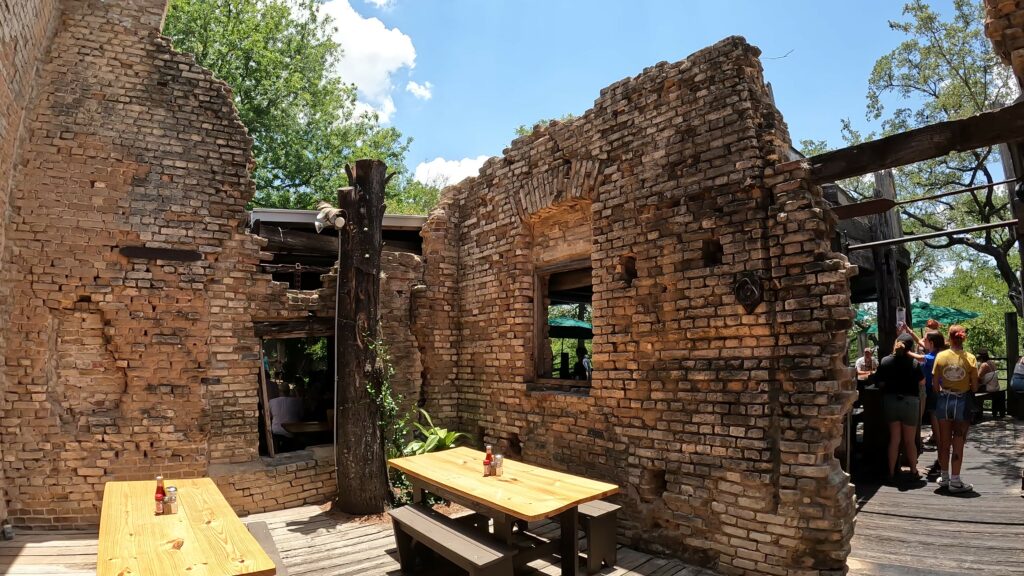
[164,0,439,213]
[806,0,1021,311]
[931,262,1017,356]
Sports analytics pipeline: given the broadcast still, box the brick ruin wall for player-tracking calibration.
[0,0,427,528]
[0,0,65,529]
[419,37,858,576]
[985,0,1024,83]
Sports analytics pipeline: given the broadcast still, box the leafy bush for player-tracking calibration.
[403,409,468,456]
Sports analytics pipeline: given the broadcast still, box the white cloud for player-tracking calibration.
[414,156,491,186]
[406,80,433,100]
[320,0,419,123]
[364,0,395,8]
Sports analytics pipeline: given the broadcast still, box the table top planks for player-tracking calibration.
[97,478,276,576]
[388,447,619,521]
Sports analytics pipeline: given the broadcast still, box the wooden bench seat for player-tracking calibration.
[578,500,619,573]
[389,505,515,576]
[244,521,287,576]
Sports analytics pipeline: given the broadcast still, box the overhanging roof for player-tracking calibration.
[249,208,427,232]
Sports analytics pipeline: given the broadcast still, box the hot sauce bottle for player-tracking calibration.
[155,475,166,515]
[483,445,494,476]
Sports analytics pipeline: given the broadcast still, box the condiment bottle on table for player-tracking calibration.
[483,445,494,476]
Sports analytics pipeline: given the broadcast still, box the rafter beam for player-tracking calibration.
[807,100,1024,185]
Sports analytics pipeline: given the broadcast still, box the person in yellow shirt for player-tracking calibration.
[931,325,978,493]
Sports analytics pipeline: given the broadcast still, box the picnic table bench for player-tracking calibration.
[388,447,619,576]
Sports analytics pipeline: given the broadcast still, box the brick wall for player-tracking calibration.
[417,37,857,576]
[210,445,336,516]
[984,0,1024,83]
[0,0,64,527]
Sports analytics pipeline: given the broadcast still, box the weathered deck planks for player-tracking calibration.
[2,420,1018,576]
[848,418,1024,575]
[0,503,714,576]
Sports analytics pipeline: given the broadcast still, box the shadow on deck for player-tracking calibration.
[5,420,1019,575]
[849,418,1024,575]
[0,502,714,576]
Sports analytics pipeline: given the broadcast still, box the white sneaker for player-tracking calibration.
[948,479,974,493]
[938,476,949,488]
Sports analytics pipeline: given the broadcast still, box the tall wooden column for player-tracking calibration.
[873,170,903,357]
[334,159,390,514]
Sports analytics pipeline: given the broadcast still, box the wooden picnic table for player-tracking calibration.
[97,477,276,576]
[388,446,619,576]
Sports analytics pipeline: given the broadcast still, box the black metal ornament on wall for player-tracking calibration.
[734,272,764,314]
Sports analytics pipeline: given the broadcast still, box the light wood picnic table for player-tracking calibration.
[388,446,619,576]
[97,477,276,576]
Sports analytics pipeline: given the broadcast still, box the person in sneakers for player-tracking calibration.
[876,333,924,484]
[932,325,978,493]
[921,332,944,461]
[921,330,942,477]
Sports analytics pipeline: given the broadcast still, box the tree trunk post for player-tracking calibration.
[334,159,390,515]
[873,171,903,358]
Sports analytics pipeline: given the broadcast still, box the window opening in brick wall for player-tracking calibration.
[533,265,593,391]
[260,336,334,456]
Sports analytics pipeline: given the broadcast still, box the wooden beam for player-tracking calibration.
[119,246,202,261]
[254,318,335,339]
[848,219,1017,251]
[807,100,1024,184]
[548,268,593,292]
[257,225,421,257]
[258,225,337,255]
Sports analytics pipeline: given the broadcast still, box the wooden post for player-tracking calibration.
[257,346,275,458]
[1006,312,1022,419]
[1005,312,1019,384]
[334,160,390,515]
[999,142,1024,318]
[873,171,903,358]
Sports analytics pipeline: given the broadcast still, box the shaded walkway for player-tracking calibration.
[849,418,1024,575]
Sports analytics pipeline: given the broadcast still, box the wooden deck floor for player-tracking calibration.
[3,419,1020,576]
[848,418,1024,575]
[0,503,714,576]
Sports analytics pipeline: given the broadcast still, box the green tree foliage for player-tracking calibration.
[867,0,1019,312]
[812,1,1020,310]
[387,176,442,215]
[164,0,418,210]
[515,114,578,137]
[548,304,592,375]
[931,263,1017,357]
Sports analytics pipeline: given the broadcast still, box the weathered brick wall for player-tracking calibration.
[984,0,1024,82]
[0,0,290,528]
[0,0,427,525]
[0,0,64,527]
[380,251,426,417]
[413,195,462,422]
[211,445,336,516]
[419,37,857,575]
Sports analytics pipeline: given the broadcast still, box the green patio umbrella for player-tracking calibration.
[548,316,593,339]
[863,300,980,334]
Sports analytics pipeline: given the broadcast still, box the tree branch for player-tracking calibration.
[901,209,945,232]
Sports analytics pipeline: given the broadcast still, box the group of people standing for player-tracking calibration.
[860,321,987,492]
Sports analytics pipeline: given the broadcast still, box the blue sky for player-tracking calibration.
[323,0,955,184]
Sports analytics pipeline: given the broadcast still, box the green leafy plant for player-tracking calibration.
[403,409,468,456]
